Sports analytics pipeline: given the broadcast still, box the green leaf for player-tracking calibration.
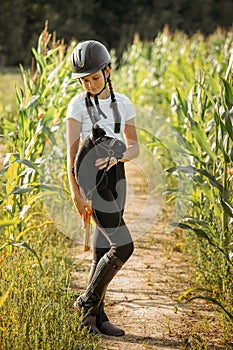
[10,186,35,195]
[167,165,225,194]
[196,168,224,193]
[182,217,213,229]
[40,108,53,125]
[7,240,43,272]
[26,95,40,109]
[220,78,233,108]
[220,196,233,218]
[224,111,233,141]
[166,165,194,175]
[17,159,39,171]
[0,186,35,203]
[171,219,231,262]
[172,221,213,244]
[32,47,46,71]
[169,222,192,230]
[189,119,216,159]
[188,295,233,320]
[175,88,188,114]
[0,158,39,176]
[192,228,211,240]
[230,144,233,161]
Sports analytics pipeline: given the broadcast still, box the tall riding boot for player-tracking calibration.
[96,300,125,336]
[75,258,124,335]
[76,251,124,334]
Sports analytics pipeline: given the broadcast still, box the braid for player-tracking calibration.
[107,76,121,133]
[107,75,116,102]
[84,73,122,133]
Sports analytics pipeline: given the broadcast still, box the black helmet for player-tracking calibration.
[71,40,111,79]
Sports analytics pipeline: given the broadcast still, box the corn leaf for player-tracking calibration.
[5,240,43,272]
[166,165,225,194]
[224,111,233,141]
[0,158,40,175]
[220,78,233,108]
[220,196,233,218]
[188,119,216,159]
[188,295,233,320]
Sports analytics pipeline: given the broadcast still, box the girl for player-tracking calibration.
[66,40,139,336]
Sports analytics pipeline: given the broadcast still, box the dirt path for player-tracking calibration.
[70,162,226,350]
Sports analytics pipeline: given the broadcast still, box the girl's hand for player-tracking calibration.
[73,195,86,216]
[72,194,92,227]
[95,157,118,171]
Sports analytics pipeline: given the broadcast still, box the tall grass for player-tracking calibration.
[0,229,101,350]
[0,22,100,349]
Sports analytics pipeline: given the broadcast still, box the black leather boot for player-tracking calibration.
[74,301,100,335]
[84,258,125,336]
[75,251,123,335]
[97,301,125,336]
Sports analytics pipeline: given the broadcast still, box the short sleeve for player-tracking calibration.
[125,97,136,121]
[66,94,85,122]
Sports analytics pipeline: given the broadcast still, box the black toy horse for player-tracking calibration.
[73,124,126,198]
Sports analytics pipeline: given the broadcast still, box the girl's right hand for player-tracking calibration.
[72,193,92,227]
[72,193,87,217]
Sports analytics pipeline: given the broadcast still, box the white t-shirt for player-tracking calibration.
[66,92,136,141]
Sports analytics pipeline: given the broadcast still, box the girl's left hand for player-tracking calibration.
[95,157,118,171]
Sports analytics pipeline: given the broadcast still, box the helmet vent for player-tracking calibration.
[77,41,91,67]
[78,49,84,67]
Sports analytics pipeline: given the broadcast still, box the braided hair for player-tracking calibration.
[84,66,121,133]
[107,74,121,133]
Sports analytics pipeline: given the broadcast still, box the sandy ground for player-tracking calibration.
[70,161,229,350]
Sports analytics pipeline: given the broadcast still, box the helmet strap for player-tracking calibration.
[94,94,108,119]
[95,69,108,96]
[86,68,109,120]
[85,68,121,133]
[85,92,101,124]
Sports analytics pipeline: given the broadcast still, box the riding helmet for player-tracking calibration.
[71,40,111,79]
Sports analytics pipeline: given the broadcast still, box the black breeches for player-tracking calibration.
[91,163,134,263]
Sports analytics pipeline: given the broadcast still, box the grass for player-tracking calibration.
[0,70,100,347]
[0,226,101,350]
[0,68,22,108]
[0,68,100,349]
[0,68,22,134]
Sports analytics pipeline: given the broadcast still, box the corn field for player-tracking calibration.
[117,28,233,325]
[0,22,233,348]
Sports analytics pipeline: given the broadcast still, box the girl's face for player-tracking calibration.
[80,67,110,96]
